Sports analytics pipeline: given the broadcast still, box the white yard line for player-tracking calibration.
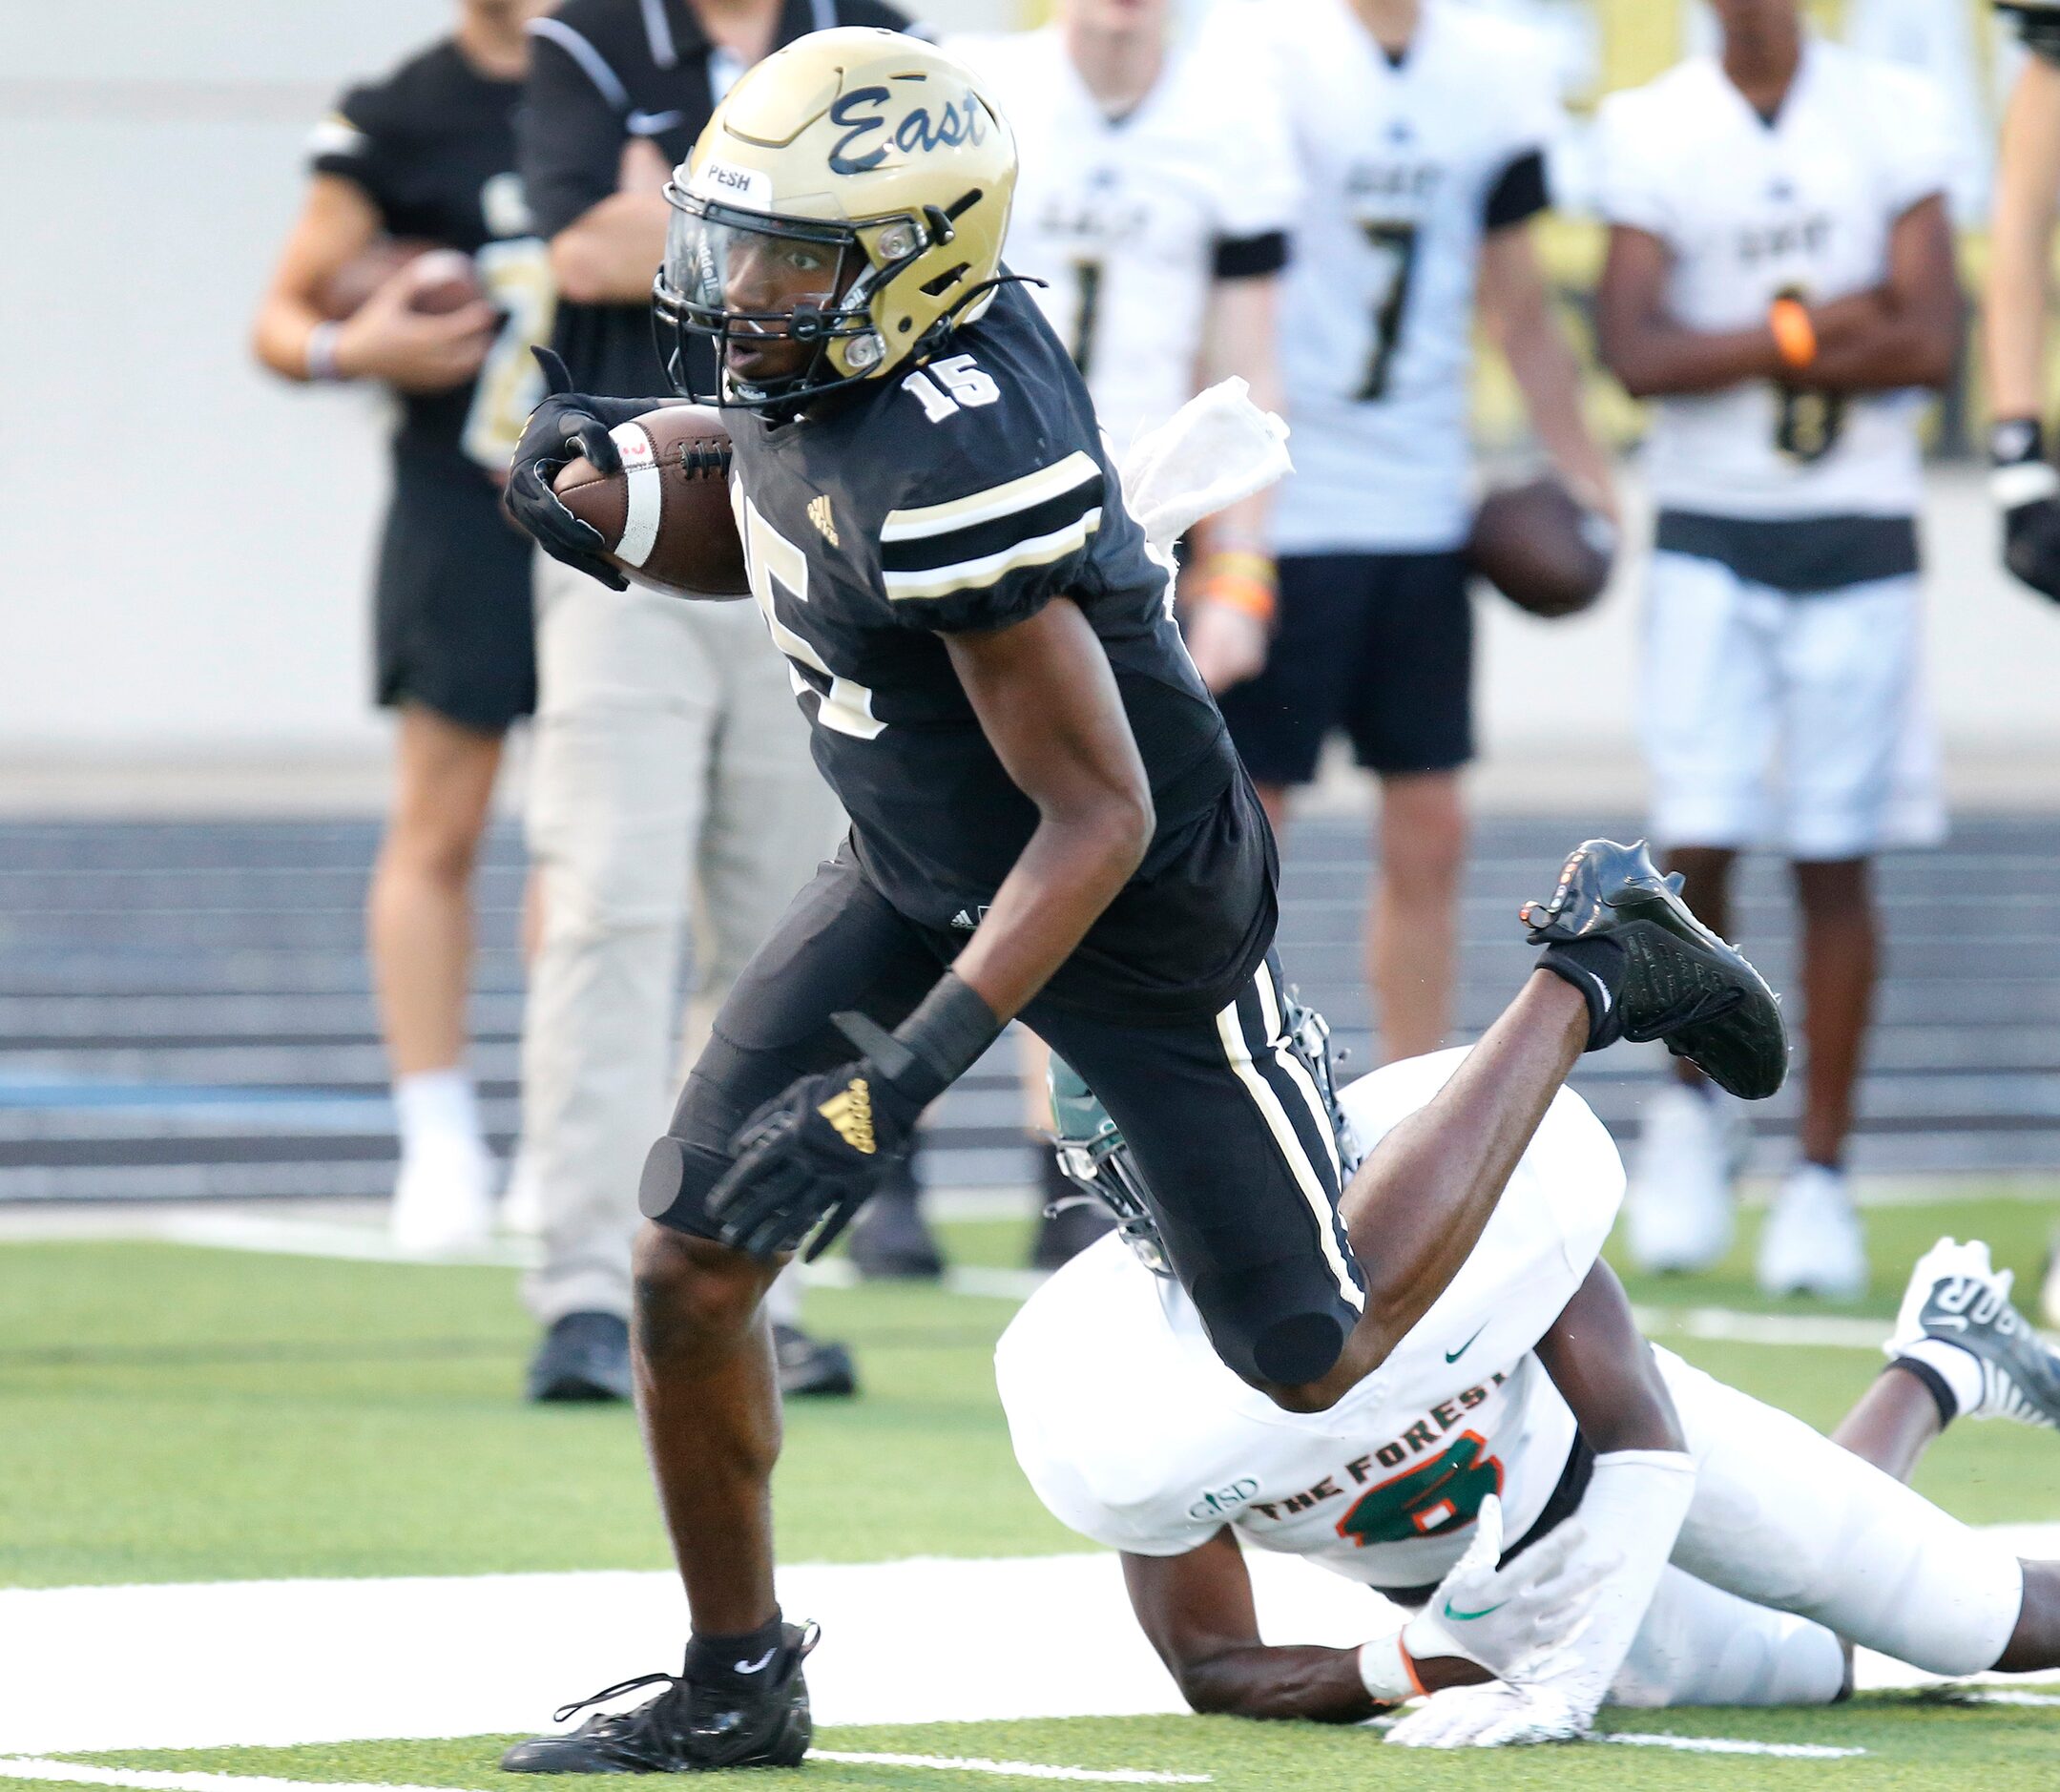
[0,1760,1207,1791]
[814,1753,1208,1782]
[7,1547,2059,1758]
[1599,1733,1865,1759]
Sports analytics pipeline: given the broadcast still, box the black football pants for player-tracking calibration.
[641,848,1366,1387]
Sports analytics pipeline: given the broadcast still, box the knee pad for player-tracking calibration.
[1192,1258,1353,1391]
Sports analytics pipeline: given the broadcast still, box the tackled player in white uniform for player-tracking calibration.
[1000,1043,2060,1745]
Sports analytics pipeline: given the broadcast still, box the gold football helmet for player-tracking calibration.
[654,28,1018,410]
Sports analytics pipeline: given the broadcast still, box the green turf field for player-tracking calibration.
[4,1198,2058,1784]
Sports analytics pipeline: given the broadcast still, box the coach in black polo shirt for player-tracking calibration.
[510,0,910,1406]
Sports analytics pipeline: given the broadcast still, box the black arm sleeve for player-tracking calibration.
[1211,230,1289,282]
[1483,148,1550,233]
[519,31,630,241]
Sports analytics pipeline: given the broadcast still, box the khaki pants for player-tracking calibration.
[520,558,842,1324]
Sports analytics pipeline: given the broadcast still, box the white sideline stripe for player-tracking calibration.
[815,1753,1209,1783]
[1600,1733,1866,1759]
[1632,1303,1904,1352]
[0,1760,1207,1791]
[0,1768,447,1792]
[1960,1689,2060,1706]
[4,1550,2058,1756]
[609,423,660,568]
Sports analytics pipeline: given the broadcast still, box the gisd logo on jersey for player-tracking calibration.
[1187,1477,1259,1522]
[817,1077,876,1155]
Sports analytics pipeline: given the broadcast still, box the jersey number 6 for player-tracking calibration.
[1335,1430,1504,1548]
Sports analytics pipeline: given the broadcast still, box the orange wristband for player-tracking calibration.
[1768,296,1817,371]
[1196,551,1278,626]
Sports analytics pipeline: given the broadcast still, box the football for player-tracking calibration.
[316,241,483,320]
[551,406,750,598]
[1465,476,1616,619]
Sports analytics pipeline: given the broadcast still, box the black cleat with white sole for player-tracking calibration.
[1891,1238,2060,1428]
[1523,838,1788,1100]
[501,1624,817,1772]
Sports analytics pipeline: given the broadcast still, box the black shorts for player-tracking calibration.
[1217,551,1473,783]
[643,847,1366,1389]
[374,444,536,735]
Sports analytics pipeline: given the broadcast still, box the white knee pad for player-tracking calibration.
[1659,1349,2024,1677]
[1612,1567,1847,1708]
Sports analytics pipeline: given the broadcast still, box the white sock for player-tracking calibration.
[1896,1337,1986,1421]
[394,1068,482,1154]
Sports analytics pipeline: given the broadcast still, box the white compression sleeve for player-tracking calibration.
[1521,1450,1697,1716]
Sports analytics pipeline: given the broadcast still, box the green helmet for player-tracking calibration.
[1047,1056,1170,1277]
[1045,995,1363,1282]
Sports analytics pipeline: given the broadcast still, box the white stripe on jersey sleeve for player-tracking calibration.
[306,115,369,159]
[880,449,1100,543]
[527,17,632,112]
[881,511,1103,602]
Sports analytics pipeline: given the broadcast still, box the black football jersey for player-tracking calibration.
[310,39,552,472]
[727,281,1276,1018]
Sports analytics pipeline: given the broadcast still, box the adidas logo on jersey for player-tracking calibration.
[808,494,839,547]
[817,1077,876,1155]
[949,905,988,931]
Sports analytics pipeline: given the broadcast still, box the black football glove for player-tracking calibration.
[502,346,663,592]
[1991,418,2060,605]
[704,977,1000,1261]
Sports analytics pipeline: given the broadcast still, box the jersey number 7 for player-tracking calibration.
[1356,220,1420,403]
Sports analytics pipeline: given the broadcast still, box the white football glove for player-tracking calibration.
[1357,1494,1613,1701]
[1385,1677,1588,1749]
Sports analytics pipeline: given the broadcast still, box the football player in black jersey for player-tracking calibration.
[254,0,551,1255]
[497,31,1789,1772]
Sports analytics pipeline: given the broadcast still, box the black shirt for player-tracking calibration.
[311,39,550,469]
[728,280,1277,1018]
[519,0,915,400]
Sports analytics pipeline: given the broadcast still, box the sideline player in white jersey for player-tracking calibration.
[1593,0,1962,1298]
[918,0,1299,1277]
[1219,0,1617,1068]
[999,1042,2060,1746]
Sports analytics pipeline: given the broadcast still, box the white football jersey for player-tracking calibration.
[995,1048,1624,1594]
[1261,0,1562,554]
[1594,40,1955,520]
[949,13,1298,453]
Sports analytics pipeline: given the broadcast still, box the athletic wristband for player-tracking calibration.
[304,321,344,384]
[1989,418,2060,510]
[1356,1631,1425,1704]
[834,971,1001,1111]
[1767,297,1817,372]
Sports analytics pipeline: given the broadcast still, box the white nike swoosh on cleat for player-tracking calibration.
[628,109,685,134]
[734,1649,776,1675]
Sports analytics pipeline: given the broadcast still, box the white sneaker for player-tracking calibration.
[1757,1162,1866,1300]
[389,1133,496,1255]
[500,1146,545,1238]
[1625,1083,1739,1274]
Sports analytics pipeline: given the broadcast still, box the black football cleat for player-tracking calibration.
[773,1322,858,1399]
[845,1158,945,1281]
[526,1311,634,1405]
[501,1624,817,1773]
[1523,838,1788,1100]
[1889,1238,2060,1428]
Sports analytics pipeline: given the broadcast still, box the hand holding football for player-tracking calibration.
[551,406,750,599]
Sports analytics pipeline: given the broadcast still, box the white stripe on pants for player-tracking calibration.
[519,559,843,1325]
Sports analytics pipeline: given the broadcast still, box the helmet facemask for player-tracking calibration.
[654,186,961,412]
